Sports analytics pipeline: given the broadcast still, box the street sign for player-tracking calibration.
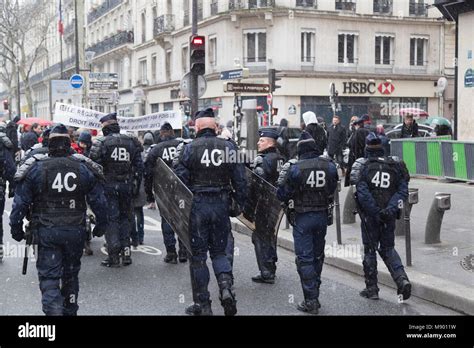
[90,81,119,90]
[267,94,272,105]
[89,72,119,80]
[224,82,270,94]
[70,74,84,89]
[180,72,207,98]
[220,68,250,80]
[89,91,119,103]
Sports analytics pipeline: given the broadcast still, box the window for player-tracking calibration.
[182,45,189,74]
[211,0,218,15]
[209,36,217,66]
[245,30,266,64]
[296,0,317,7]
[373,0,392,14]
[335,0,356,11]
[139,59,147,83]
[338,33,358,64]
[248,0,273,8]
[375,34,394,65]
[410,37,428,66]
[301,31,315,64]
[183,0,190,26]
[409,0,426,16]
[164,102,174,111]
[198,0,203,21]
[151,55,157,84]
[141,12,146,43]
[151,103,159,113]
[165,49,172,81]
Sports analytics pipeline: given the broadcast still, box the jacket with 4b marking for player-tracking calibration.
[355,152,409,218]
[90,133,144,183]
[277,152,338,213]
[144,135,181,203]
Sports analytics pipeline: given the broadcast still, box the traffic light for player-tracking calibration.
[268,69,281,93]
[3,99,8,110]
[190,35,206,75]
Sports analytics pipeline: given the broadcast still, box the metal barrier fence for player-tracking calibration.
[391,137,474,182]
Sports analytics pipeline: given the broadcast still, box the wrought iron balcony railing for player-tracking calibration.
[88,0,123,24]
[153,15,175,37]
[229,0,275,10]
[87,30,134,57]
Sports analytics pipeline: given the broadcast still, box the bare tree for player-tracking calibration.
[0,0,55,116]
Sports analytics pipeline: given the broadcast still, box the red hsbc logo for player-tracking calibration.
[378,82,395,95]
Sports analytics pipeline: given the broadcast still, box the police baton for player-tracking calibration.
[335,180,342,244]
[22,223,33,275]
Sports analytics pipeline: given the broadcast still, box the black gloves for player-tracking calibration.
[92,225,106,238]
[11,227,25,242]
[378,209,391,222]
[229,196,242,217]
[8,186,15,198]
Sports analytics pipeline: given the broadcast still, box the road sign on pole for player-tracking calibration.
[220,68,250,80]
[70,74,84,89]
[181,72,207,98]
[224,82,270,94]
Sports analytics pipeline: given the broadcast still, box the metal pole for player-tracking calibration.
[17,64,21,118]
[74,0,80,74]
[335,181,342,244]
[404,204,412,267]
[190,0,198,117]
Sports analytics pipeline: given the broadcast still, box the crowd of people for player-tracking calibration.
[0,109,420,317]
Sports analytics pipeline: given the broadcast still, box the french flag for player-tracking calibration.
[58,0,64,36]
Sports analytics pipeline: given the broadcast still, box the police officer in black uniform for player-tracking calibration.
[351,132,411,301]
[175,108,247,316]
[144,122,187,264]
[0,131,16,261]
[250,128,284,284]
[90,113,144,267]
[277,131,338,314]
[10,124,108,315]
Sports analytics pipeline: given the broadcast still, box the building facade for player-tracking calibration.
[1,0,456,130]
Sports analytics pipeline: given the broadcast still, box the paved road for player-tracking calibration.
[0,197,461,316]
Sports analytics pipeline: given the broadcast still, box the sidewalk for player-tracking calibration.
[231,178,474,315]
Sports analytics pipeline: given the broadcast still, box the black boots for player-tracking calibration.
[297,299,321,315]
[251,273,275,284]
[360,287,380,300]
[164,251,178,264]
[218,273,237,316]
[121,247,132,266]
[101,254,120,268]
[178,248,188,263]
[185,301,213,316]
[396,277,412,300]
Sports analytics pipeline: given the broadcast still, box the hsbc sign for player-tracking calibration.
[342,81,395,95]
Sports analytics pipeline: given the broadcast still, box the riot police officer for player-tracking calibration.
[277,131,338,314]
[90,113,144,267]
[350,132,411,301]
[175,108,247,316]
[250,128,285,284]
[9,124,108,315]
[144,122,187,264]
[0,132,16,261]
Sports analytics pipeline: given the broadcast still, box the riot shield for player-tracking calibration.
[238,167,284,241]
[153,158,193,252]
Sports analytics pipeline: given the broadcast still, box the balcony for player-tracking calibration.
[64,19,75,42]
[87,30,134,58]
[29,56,76,85]
[153,15,175,38]
[183,10,190,26]
[373,0,392,15]
[409,2,427,16]
[335,1,356,12]
[229,0,275,10]
[210,1,219,15]
[296,0,318,8]
[88,0,123,24]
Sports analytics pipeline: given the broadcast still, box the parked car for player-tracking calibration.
[386,124,434,139]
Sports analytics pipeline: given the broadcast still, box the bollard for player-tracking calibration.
[425,192,451,244]
[342,186,356,224]
[404,188,419,266]
[335,181,342,244]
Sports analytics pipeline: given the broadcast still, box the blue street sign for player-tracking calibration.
[220,68,249,80]
[70,74,84,89]
[465,69,473,88]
